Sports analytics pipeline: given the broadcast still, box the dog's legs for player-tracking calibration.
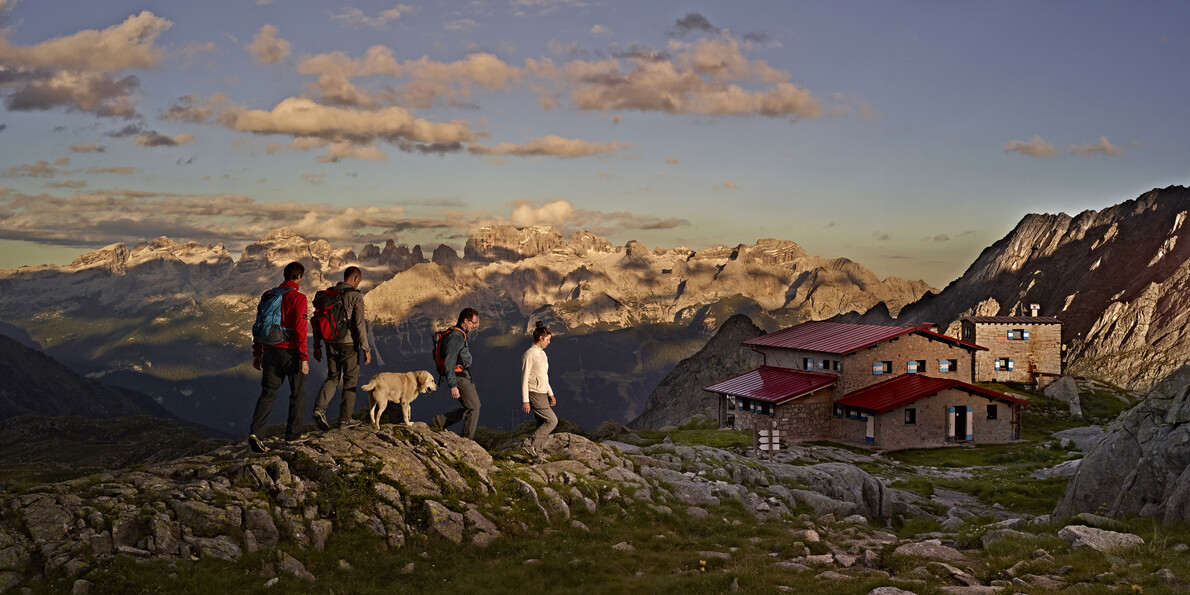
[402,402,413,427]
[374,400,388,430]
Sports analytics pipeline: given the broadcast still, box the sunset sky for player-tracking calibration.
[0,0,1187,286]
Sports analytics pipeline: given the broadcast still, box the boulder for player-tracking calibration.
[892,540,971,564]
[1043,376,1082,417]
[422,501,464,544]
[1057,525,1144,552]
[1052,426,1106,453]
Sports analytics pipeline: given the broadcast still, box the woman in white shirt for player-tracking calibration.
[520,321,557,459]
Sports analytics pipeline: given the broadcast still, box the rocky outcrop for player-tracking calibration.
[629,314,764,429]
[0,423,914,591]
[465,225,566,262]
[1053,369,1190,523]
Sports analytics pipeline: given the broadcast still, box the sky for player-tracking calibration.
[0,0,1187,287]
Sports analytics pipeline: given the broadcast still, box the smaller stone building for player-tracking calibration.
[959,314,1062,385]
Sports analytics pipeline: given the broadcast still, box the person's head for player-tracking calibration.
[283,261,305,283]
[532,321,552,348]
[457,307,479,332]
[343,265,362,288]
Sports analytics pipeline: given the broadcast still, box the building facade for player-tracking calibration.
[705,321,1029,450]
[959,315,1062,384]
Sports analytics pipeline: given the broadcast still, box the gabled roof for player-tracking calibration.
[962,316,1062,325]
[834,373,1031,414]
[742,321,986,354]
[703,366,837,405]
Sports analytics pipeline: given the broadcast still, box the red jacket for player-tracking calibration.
[252,280,309,360]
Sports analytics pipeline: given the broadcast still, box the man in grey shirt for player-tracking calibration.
[312,266,371,430]
[432,308,480,440]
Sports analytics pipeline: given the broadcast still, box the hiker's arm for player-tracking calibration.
[351,293,370,353]
[443,331,463,389]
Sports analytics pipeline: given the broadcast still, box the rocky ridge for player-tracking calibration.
[861,185,1190,392]
[0,423,1173,593]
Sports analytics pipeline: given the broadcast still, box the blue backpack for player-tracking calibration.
[252,287,294,345]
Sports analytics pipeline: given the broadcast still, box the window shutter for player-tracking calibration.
[1008,358,1014,371]
[1022,329,1029,340]
[947,406,955,438]
[873,362,883,375]
[907,360,918,373]
[965,406,974,441]
[1007,329,1013,340]
[993,359,1001,371]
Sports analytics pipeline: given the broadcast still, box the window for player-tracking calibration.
[832,360,842,372]
[1007,329,1029,340]
[987,404,998,420]
[963,326,973,340]
[939,359,958,373]
[803,357,813,370]
[818,359,828,370]
[993,357,1014,371]
[760,402,772,416]
[907,360,926,373]
[872,361,892,375]
[833,404,843,418]
[904,408,916,425]
[727,397,736,411]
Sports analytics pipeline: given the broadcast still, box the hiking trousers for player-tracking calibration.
[443,376,480,440]
[250,348,305,440]
[528,391,557,452]
[314,343,360,426]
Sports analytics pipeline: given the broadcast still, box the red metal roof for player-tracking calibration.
[962,316,1062,325]
[835,374,1031,413]
[703,366,837,405]
[743,321,985,354]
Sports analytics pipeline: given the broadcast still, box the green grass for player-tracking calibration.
[637,419,755,449]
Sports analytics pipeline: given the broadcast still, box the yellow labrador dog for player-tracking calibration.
[361,371,438,429]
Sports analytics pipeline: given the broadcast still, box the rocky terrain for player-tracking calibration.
[0,421,1182,593]
[856,185,1190,393]
[1055,365,1190,524]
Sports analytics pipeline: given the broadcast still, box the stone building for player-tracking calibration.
[705,321,1028,450]
[959,310,1062,385]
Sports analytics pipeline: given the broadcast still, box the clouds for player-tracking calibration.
[503,199,687,234]
[230,97,476,146]
[248,25,291,65]
[330,5,412,29]
[1005,135,1122,158]
[468,135,628,158]
[4,70,140,118]
[0,11,171,72]
[135,131,194,147]
[672,12,720,37]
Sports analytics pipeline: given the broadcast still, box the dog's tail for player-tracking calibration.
[361,380,376,392]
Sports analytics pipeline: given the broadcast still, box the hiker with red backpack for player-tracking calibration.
[431,308,481,440]
[311,266,371,431]
[247,261,309,453]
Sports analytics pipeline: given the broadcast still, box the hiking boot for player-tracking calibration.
[286,433,311,444]
[430,415,446,431]
[248,434,268,453]
[313,410,331,431]
[339,419,361,430]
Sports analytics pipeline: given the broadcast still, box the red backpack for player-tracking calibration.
[311,286,356,343]
[432,326,466,378]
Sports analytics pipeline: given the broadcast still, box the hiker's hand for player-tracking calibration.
[301,360,310,375]
[549,394,556,406]
[522,402,531,413]
[363,351,372,365]
[252,355,262,371]
[312,347,322,363]
[451,386,460,399]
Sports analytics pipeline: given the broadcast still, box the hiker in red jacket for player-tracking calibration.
[247,261,309,453]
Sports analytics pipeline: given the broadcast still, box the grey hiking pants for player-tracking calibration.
[443,376,480,440]
[528,391,557,452]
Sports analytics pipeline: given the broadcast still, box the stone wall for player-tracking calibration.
[963,320,1062,383]
[859,389,1021,450]
[719,390,833,445]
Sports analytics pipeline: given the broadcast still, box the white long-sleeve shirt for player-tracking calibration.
[521,345,553,403]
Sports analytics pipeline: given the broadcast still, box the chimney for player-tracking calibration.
[917,322,936,331]
[1029,304,1040,317]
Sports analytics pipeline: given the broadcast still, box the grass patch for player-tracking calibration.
[637,419,754,449]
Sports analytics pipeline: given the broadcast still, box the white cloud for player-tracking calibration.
[227,97,476,146]
[590,25,612,36]
[330,5,413,29]
[510,199,575,226]
[0,11,171,72]
[248,24,291,64]
[1070,136,1120,156]
[1003,135,1056,158]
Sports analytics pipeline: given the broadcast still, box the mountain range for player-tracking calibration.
[0,225,930,435]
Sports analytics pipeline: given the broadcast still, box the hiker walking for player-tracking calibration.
[432,308,481,440]
[312,266,371,430]
[247,261,309,453]
[520,322,557,460]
